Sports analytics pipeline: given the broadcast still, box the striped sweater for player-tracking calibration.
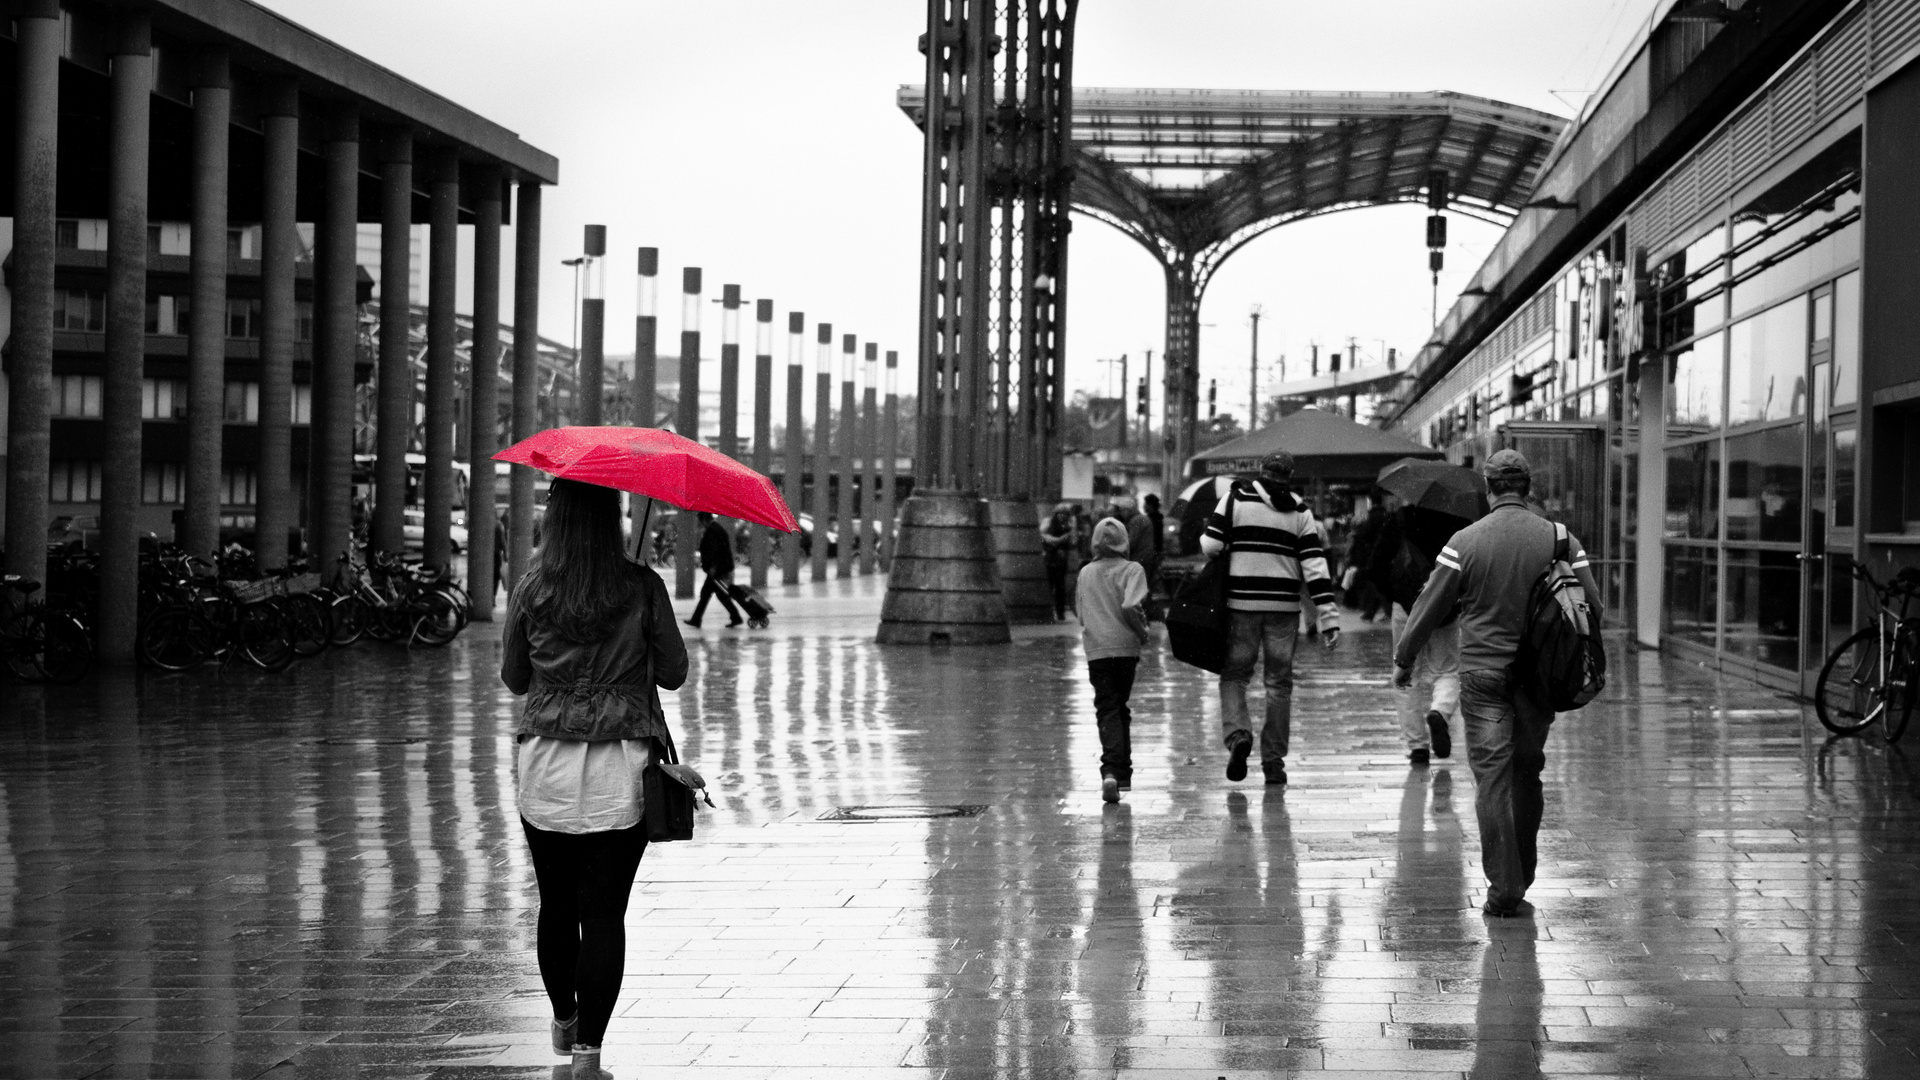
[1199,478,1340,625]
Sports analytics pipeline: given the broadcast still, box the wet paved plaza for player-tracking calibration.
[4,578,1920,1079]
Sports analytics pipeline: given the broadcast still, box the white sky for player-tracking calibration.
[261,0,1662,427]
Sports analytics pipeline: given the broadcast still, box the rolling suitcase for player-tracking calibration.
[726,581,774,628]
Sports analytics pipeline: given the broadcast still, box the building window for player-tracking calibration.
[142,462,184,505]
[221,464,257,506]
[1726,300,1808,427]
[48,460,102,503]
[54,219,78,250]
[227,298,260,340]
[291,384,313,425]
[295,300,315,343]
[53,288,105,332]
[142,377,188,420]
[51,374,103,418]
[227,229,244,261]
[223,381,260,423]
[145,294,190,336]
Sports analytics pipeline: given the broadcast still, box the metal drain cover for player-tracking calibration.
[818,804,987,821]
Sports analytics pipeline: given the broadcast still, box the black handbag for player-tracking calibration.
[643,727,711,843]
[1166,554,1232,673]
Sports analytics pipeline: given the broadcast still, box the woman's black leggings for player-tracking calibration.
[521,819,648,1048]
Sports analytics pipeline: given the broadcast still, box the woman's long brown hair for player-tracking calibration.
[521,479,644,641]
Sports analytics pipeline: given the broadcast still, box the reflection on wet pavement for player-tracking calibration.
[3,580,1918,1078]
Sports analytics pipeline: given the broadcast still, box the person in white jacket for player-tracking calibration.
[1077,517,1151,803]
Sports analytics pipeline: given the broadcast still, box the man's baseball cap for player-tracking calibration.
[1260,450,1296,477]
[1482,448,1532,482]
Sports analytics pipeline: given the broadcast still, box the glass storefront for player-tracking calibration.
[1654,130,1861,679]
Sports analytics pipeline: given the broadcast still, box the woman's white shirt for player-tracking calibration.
[516,735,650,834]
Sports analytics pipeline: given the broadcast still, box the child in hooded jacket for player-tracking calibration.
[1078,517,1151,803]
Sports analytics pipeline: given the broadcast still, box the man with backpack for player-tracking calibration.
[1393,450,1603,917]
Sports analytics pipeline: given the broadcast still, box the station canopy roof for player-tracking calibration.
[1188,407,1441,481]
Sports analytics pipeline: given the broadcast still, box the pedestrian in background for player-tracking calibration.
[1141,492,1166,604]
[1078,517,1150,803]
[1107,494,1155,566]
[1041,503,1077,621]
[1201,450,1341,786]
[1394,449,1601,917]
[1368,493,1464,765]
[501,478,694,1079]
[684,511,742,629]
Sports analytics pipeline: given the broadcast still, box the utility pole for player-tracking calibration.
[1249,305,1262,430]
[1118,352,1128,451]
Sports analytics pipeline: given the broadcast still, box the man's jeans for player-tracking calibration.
[1087,657,1138,783]
[1218,610,1299,768]
[1391,603,1461,751]
[1458,668,1553,908]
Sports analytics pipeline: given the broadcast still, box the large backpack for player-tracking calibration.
[1518,523,1607,711]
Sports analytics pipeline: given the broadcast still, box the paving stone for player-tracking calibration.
[2,582,1917,1077]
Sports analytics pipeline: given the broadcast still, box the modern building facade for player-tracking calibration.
[1387,0,1920,695]
[0,0,558,661]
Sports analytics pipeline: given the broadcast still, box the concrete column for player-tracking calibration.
[578,225,606,425]
[98,13,153,665]
[372,129,414,557]
[182,47,230,562]
[3,0,61,588]
[750,299,774,588]
[308,105,359,585]
[1635,356,1666,649]
[674,268,702,599]
[466,166,503,617]
[861,343,879,574]
[634,248,658,426]
[881,350,900,566]
[782,313,805,585]
[837,334,857,578]
[719,285,741,458]
[812,324,832,583]
[422,150,459,572]
[255,81,299,574]
[508,182,543,591]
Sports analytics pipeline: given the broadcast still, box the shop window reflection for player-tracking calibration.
[1722,548,1800,670]
[1832,426,1857,529]
[1726,302,1807,426]
[1664,545,1717,647]
[1668,331,1724,431]
[1832,272,1859,407]
[1665,441,1721,540]
[1724,426,1803,543]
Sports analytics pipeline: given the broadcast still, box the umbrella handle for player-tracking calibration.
[635,497,654,561]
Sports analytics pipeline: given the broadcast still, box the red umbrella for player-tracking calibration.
[494,426,799,532]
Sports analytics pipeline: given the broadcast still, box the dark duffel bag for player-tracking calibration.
[644,728,712,843]
[1166,555,1231,674]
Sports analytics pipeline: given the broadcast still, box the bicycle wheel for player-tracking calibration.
[409,591,462,647]
[237,602,295,672]
[1,609,44,681]
[1885,630,1918,743]
[1816,626,1892,735]
[35,611,93,684]
[139,604,212,671]
[328,594,369,646]
[282,595,330,657]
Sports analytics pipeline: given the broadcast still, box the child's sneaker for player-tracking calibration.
[1101,775,1119,803]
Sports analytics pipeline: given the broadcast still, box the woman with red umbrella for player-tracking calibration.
[500,478,698,1078]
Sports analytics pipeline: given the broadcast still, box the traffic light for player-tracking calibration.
[1136,376,1149,417]
[1427,170,1449,210]
[1207,379,1217,420]
[1426,214,1447,250]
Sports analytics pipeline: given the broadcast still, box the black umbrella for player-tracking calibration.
[1376,457,1489,522]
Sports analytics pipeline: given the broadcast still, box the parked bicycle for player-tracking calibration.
[323,548,465,648]
[137,554,295,673]
[1815,559,1920,741]
[1,574,92,684]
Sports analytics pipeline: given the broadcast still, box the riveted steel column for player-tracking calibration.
[881,350,900,565]
[372,129,414,557]
[673,268,702,599]
[98,13,153,664]
[3,0,60,588]
[578,225,606,426]
[308,105,359,585]
[182,46,230,563]
[508,182,543,591]
[719,285,741,458]
[861,344,879,574]
[466,166,503,617]
[422,150,460,572]
[634,248,658,426]
[811,324,831,583]
[837,334,857,578]
[255,81,299,574]
[782,313,805,585]
[750,299,774,588]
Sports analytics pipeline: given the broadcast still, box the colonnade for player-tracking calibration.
[0,1,548,662]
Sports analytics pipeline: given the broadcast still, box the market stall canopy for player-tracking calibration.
[1188,408,1442,481]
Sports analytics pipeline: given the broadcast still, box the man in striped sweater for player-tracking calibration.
[1200,450,1342,785]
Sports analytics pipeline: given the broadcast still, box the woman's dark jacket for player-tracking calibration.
[502,565,690,742]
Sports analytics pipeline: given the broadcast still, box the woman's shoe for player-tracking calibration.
[570,1044,613,1080]
[551,1013,577,1055]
